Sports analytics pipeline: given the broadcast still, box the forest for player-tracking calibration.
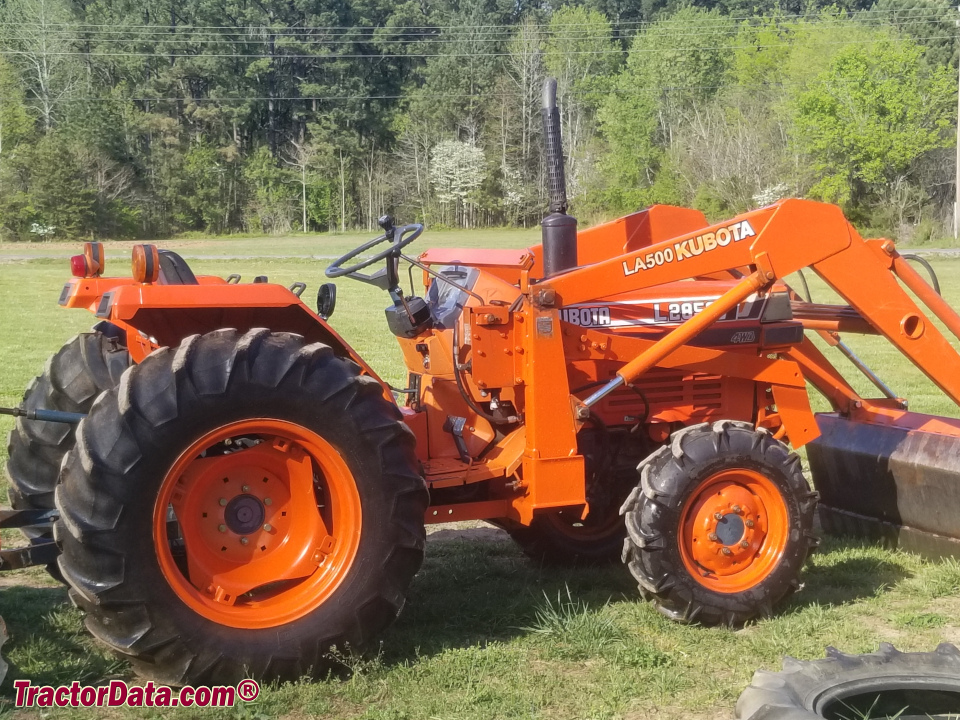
[0,0,956,241]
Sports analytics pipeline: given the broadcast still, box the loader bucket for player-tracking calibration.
[807,412,960,559]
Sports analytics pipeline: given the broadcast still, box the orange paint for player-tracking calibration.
[679,468,789,593]
[153,419,362,629]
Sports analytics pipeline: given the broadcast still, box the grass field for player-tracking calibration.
[2,229,960,719]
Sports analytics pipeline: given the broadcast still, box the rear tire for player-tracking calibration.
[6,332,129,512]
[55,329,428,685]
[5,332,129,581]
[620,421,818,626]
[501,506,626,565]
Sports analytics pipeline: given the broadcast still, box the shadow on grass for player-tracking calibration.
[380,529,637,665]
[786,536,914,611]
[0,532,918,688]
[385,532,918,666]
[0,584,126,693]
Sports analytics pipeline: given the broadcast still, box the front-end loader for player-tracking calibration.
[6,79,960,685]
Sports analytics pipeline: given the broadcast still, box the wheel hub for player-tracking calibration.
[155,421,363,629]
[678,466,790,593]
[224,494,265,535]
[714,512,745,546]
[689,486,765,573]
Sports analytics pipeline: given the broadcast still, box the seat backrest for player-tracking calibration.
[157,250,200,285]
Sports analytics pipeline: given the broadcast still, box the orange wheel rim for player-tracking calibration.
[153,419,362,629]
[678,468,788,594]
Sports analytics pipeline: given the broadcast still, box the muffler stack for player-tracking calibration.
[540,78,578,278]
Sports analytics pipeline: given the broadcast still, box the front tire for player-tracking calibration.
[55,329,428,685]
[620,421,818,626]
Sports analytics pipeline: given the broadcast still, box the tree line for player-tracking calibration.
[0,0,955,241]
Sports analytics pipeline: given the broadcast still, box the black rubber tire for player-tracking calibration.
[6,332,129,583]
[54,328,428,685]
[620,420,818,627]
[6,332,130,512]
[500,508,626,565]
[736,643,960,719]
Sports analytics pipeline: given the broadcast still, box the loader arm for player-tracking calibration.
[544,198,960,414]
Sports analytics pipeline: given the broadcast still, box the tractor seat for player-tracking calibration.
[157,250,199,285]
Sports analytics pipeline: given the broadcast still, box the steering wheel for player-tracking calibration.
[325,215,424,289]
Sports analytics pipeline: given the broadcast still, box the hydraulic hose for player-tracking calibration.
[900,253,941,295]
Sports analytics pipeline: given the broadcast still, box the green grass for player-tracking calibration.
[3,231,960,718]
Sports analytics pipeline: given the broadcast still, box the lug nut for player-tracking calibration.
[240,537,249,546]
[714,512,724,520]
[242,485,249,492]
[745,519,755,528]
[732,505,742,514]
[264,498,272,506]
[219,498,227,506]
[740,540,750,548]
[721,547,733,556]
[218,524,227,533]
[263,524,273,532]
[708,533,719,542]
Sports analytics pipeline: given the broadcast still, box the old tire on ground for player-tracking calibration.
[736,643,960,719]
[55,329,428,685]
[620,421,818,626]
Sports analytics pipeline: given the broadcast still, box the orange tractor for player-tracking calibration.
[6,80,960,685]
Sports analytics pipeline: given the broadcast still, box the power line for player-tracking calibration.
[5,74,947,104]
[1,16,951,47]
[1,34,952,60]
[0,6,953,33]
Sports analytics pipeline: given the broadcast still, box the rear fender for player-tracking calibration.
[65,279,388,392]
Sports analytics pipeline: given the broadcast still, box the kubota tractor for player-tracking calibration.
[7,80,960,685]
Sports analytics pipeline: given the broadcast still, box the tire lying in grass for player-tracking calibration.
[620,420,819,626]
[736,643,960,719]
[6,331,129,579]
[55,329,428,685]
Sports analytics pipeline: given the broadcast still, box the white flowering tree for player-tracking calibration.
[429,140,486,227]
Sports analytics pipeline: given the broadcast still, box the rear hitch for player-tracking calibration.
[0,510,60,571]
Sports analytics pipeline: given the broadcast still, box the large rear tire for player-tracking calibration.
[6,332,129,581]
[620,421,818,626]
[6,331,129,512]
[501,505,626,565]
[55,329,428,685]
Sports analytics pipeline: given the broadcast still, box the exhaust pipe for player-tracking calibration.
[541,78,578,278]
